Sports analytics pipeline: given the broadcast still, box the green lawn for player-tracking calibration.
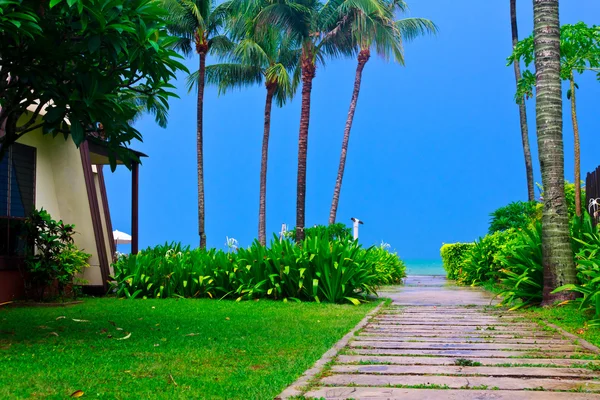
[0,298,376,399]
[519,303,600,349]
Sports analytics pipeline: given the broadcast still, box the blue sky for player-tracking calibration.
[106,0,600,259]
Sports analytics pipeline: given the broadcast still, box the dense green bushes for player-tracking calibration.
[111,235,406,304]
[440,243,474,280]
[442,183,600,310]
[488,201,541,233]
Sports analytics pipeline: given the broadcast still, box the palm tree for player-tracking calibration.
[202,27,300,245]
[328,0,436,225]
[164,0,233,248]
[532,0,576,304]
[510,0,535,202]
[257,0,375,241]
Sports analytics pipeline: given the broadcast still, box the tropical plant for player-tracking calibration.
[496,222,543,309]
[510,23,600,218]
[328,0,436,224]
[0,0,186,165]
[530,0,577,304]
[110,234,406,304]
[488,201,541,233]
[508,0,534,201]
[164,0,234,248]
[459,229,516,285]
[555,215,600,325]
[203,15,300,245]
[287,223,352,241]
[440,242,474,280]
[21,209,90,300]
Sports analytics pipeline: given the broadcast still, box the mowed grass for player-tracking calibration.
[520,303,600,348]
[0,298,376,399]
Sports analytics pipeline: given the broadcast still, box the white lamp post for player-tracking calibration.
[350,217,363,240]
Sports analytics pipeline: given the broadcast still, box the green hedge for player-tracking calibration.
[111,236,406,305]
[440,243,474,280]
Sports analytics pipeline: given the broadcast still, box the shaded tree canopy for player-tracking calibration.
[0,0,188,167]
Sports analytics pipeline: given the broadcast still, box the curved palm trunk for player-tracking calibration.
[328,49,370,225]
[197,52,207,249]
[570,76,581,217]
[295,49,316,242]
[510,0,535,202]
[533,0,576,305]
[258,84,276,246]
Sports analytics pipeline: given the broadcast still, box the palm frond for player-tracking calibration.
[209,35,236,58]
[266,63,297,106]
[395,17,437,42]
[204,63,264,94]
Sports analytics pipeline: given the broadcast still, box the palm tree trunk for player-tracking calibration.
[258,83,276,246]
[570,75,581,217]
[197,52,207,249]
[295,49,316,242]
[329,48,370,225]
[533,0,576,305]
[510,0,535,202]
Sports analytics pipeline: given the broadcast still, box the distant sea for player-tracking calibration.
[404,259,445,276]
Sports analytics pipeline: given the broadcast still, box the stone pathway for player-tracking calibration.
[293,276,600,399]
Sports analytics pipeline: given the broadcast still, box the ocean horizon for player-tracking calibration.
[404,259,445,276]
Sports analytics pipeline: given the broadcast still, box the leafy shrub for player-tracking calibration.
[21,209,91,300]
[286,223,352,241]
[369,244,407,285]
[459,230,517,285]
[554,213,600,323]
[488,201,541,234]
[110,235,405,304]
[496,222,543,309]
[440,243,474,280]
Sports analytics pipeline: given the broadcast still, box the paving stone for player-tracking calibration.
[354,335,571,345]
[350,348,584,358]
[350,340,580,351]
[304,387,600,399]
[371,320,533,327]
[361,327,563,339]
[330,364,600,378]
[278,276,600,399]
[367,324,544,332]
[320,373,600,391]
[336,355,600,367]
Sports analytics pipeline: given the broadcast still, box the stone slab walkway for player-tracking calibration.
[284,276,600,399]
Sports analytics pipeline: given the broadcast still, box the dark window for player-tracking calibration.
[0,143,36,268]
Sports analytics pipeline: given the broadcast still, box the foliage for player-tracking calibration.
[21,209,90,300]
[369,243,407,285]
[459,229,517,286]
[554,213,600,324]
[0,0,187,166]
[496,222,544,309]
[508,22,600,102]
[565,181,586,220]
[440,242,474,280]
[0,297,375,399]
[110,235,405,304]
[488,201,541,233]
[287,223,352,242]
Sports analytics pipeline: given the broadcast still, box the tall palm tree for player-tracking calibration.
[510,0,535,202]
[201,27,300,245]
[164,0,233,248]
[257,0,374,241]
[532,0,576,304]
[328,0,436,225]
